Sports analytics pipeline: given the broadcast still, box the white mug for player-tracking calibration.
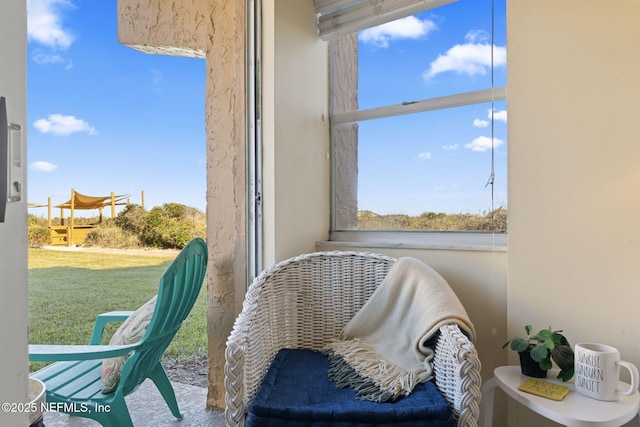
[574,343,639,401]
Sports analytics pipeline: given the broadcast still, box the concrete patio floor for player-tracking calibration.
[40,380,225,427]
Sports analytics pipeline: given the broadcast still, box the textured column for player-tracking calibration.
[331,34,358,229]
[203,0,246,409]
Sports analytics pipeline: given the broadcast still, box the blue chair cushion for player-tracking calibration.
[246,349,455,427]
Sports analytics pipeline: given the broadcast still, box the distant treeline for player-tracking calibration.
[357,207,507,232]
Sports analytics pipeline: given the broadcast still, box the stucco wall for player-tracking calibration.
[507,1,640,425]
[0,0,29,425]
[118,0,209,57]
[331,34,359,230]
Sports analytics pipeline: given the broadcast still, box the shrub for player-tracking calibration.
[28,214,48,227]
[71,216,101,226]
[140,203,206,249]
[28,227,50,247]
[84,221,142,248]
[115,204,148,235]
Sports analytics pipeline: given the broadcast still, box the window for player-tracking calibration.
[329,0,507,232]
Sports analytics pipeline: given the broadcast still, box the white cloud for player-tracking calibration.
[465,29,490,44]
[442,144,459,151]
[30,161,58,172]
[489,108,508,122]
[465,136,504,152]
[418,152,432,160]
[360,16,437,48]
[33,114,97,136]
[473,109,507,129]
[31,50,73,69]
[27,0,75,50]
[473,119,489,128]
[423,30,506,79]
[32,51,64,65]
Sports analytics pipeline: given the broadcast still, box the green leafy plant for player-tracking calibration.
[141,203,206,249]
[503,325,575,381]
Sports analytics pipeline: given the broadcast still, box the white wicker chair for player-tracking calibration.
[224,251,482,427]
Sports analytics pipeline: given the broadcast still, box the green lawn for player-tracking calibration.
[28,248,207,371]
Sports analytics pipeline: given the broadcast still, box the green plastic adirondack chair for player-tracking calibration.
[29,237,208,427]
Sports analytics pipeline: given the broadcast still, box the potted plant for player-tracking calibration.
[503,325,575,381]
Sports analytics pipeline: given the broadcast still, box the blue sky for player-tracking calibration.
[27,0,206,217]
[26,0,506,219]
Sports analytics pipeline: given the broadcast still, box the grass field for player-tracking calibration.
[28,248,207,371]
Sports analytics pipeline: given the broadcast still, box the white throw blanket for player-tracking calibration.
[326,257,476,402]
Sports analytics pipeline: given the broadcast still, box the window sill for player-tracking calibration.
[319,230,507,252]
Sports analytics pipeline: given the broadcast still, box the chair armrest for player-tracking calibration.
[225,338,246,427]
[433,324,482,427]
[89,311,134,345]
[29,343,139,362]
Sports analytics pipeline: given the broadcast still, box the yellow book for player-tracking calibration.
[518,378,571,401]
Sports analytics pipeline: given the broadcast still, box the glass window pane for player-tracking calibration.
[349,101,506,230]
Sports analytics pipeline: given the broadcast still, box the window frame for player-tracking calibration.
[327,11,507,248]
[332,87,506,126]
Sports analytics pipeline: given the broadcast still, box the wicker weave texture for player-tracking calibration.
[224,251,481,427]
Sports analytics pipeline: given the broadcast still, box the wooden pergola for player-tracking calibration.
[30,189,138,246]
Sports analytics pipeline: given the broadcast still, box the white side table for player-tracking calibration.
[481,366,640,427]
